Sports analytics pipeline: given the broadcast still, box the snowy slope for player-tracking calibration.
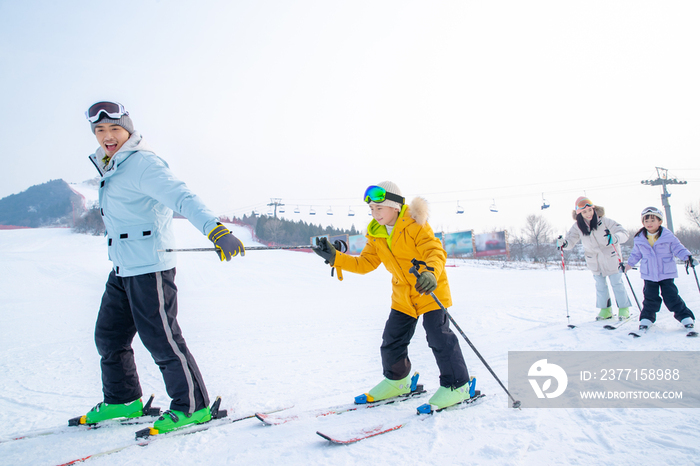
[1,222,699,465]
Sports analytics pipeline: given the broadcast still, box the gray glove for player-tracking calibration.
[208,223,245,261]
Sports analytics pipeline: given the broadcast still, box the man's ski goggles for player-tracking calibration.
[363,185,405,205]
[85,101,128,123]
[575,197,593,210]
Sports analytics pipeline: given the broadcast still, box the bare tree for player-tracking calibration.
[686,201,700,229]
[263,218,284,244]
[522,214,556,262]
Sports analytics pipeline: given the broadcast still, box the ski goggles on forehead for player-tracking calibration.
[575,198,594,210]
[85,101,128,123]
[641,207,663,217]
[363,185,405,205]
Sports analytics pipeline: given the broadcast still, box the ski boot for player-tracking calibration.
[70,395,160,426]
[681,317,695,331]
[355,373,415,404]
[427,378,476,410]
[596,307,613,321]
[618,307,630,319]
[417,377,477,414]
[147,407,211,435]
[638,318,653,331]
[136,397,226,438]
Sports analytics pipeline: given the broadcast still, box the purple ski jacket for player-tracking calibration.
[627,228,691,282]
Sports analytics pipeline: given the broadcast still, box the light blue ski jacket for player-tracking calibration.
[627,227,691,282]
[89,132,219,277]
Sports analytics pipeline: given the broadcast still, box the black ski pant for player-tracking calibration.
[95,268,209,414]
[380,308,470,389]
[640,279,695,324]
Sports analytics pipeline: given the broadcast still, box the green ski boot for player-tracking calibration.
[362,373,413,403]
[427,378,475,410]
[618,307,630,319]
[596,307,613,321]
[82,398,144,425]
[149,406,212,435]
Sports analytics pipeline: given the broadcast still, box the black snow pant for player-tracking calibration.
[640,279,695,324]
[380,308,470,389]
[95,268,209,414]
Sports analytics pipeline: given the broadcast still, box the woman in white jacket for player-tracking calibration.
[558,196,631,320]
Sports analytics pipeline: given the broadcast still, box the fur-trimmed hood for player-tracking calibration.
[407,197,429,226]
[571,205,605,221]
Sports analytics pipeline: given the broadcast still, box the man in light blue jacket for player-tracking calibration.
[80,101,243,435]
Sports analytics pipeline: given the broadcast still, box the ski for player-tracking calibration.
[629,324,652,338]
[52,399,290,465]
[0,394,161,444]
[316,392,485,445]
[256,386,428,426]
[603,315,635,330]
[571,315,634,330]
[687,331,698,338]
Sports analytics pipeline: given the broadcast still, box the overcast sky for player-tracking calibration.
[1,0,698,236]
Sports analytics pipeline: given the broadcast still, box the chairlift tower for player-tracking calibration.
[267,198,285,219]
[641,167,687,232]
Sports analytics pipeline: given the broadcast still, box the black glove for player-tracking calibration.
[619,262,626,273]
[556,235,568,250]
[208,223,245,261]
[314,237,336,266]
[415,271,437,295]
[686,255,697,271]
[604,228,617,246]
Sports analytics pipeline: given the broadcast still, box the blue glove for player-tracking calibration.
[208,223,245,261]
[604,228,618,246]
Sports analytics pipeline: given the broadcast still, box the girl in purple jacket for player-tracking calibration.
[625,207,697,332]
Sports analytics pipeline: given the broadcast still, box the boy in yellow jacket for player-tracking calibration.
[314,181,472,410]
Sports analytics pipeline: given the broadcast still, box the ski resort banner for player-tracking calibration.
[474,231,508,258]
[508,351,700,408]
[443,230,474,257]
[347,235,367,255]
[310,234,349,252]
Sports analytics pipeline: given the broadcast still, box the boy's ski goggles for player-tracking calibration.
[575,197,593,210]
[363,185,405,205]
[85,101,128,123]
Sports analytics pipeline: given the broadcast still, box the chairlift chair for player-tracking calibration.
[327,207,334,216]
[294,206,300,214]
[348,207,355,217]
[456,202,465,214]
[309,207,316,216]
[540,193,550,210]
[489,199,498,213]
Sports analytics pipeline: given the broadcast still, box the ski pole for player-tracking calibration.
[409,259,521,409]
[611,242,642,311]
[556,237,574,329]
[160,245,314,252]
[686,258,700,293]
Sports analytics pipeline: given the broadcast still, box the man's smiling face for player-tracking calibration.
[94,123,131,160]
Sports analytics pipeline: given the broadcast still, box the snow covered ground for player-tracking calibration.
[1,220,699,466]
